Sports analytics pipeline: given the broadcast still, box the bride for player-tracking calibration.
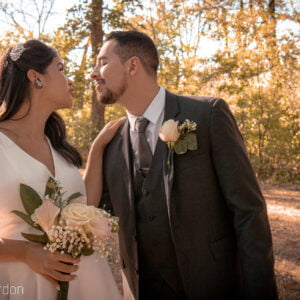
[0,40,123,299]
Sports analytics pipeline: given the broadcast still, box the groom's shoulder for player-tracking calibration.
[179,94,219,106]
[167,91,225,112]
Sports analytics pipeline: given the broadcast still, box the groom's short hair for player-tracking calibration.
[105,31,159,77]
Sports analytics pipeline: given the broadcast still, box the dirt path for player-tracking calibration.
[261,183,300,300]
[109,183,300,299]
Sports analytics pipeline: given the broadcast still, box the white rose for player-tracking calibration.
[61,203,96,227]
[32,198,60,232]
[159,119,179,142]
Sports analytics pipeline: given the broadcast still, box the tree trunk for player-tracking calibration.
[266,0,280,67]
[268,0,276,37]
[90,0,105,129]
[268,0,275,17]
[73,41,89,110]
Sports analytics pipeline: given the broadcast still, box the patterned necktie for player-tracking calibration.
[135,117,152,174]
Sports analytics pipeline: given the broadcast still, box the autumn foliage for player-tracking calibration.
[0,0,299,183]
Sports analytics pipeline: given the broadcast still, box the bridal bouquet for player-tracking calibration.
[12,177,119,300]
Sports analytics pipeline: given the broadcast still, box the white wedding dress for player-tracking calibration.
[0,132,121,300]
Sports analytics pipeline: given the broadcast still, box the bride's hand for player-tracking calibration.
[24,242,80,290]
[92,117,126,151]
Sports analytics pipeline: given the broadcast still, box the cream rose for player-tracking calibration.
[32,198,60,232]
[61,203,111,238]
[61,203,96,227]
[159,119,179,142]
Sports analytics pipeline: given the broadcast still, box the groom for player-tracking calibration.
[90,31,278,299]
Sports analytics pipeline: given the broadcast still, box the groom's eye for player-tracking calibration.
[99,59,107,66]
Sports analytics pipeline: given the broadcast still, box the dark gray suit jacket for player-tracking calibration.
[101,91,278,299]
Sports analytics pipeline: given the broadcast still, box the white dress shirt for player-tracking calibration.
[126,87,166,165]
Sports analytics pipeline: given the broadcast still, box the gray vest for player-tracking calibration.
[131,142,184,294]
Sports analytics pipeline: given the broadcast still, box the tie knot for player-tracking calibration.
[135,117,149,133]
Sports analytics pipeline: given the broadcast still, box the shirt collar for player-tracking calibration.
[127,87,165,131]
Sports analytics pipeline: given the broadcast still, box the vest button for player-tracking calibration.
[142,188,149,196]
[135,269,139,275]
[148,215,156,221]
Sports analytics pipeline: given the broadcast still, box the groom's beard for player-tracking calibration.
[97,77,128,105]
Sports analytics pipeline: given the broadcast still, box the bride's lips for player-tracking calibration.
[69,88,74,96]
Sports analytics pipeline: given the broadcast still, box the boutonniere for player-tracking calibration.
[159,119,198,168]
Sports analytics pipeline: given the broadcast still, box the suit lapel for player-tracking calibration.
[162,91,180,223]
[119,120,136,217]
[164,90,181,121]
[120,120,131,177]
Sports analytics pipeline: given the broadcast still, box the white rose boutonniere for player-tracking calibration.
[159,119,198,167]
[159,120,180,143]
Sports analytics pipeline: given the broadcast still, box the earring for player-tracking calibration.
[34,79,43,89]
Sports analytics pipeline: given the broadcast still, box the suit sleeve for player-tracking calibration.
[210,98,278,299]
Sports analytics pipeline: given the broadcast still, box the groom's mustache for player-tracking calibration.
[95,79,105,85]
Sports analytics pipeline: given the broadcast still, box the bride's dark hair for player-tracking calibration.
[0,40,82,167]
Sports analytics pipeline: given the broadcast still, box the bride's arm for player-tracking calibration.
[84,141,105,207]
[0,238,31,263]
[0,238,79,289]
[84,117,126,207]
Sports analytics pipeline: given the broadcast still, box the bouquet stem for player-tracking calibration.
[57,281,69,300]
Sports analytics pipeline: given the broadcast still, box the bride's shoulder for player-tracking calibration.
[0,132,7,148]
[0,134,5,149]
[0,132,12,157]
[0,139,10,169]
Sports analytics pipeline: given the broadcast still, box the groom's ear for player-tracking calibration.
[127,56,140,76]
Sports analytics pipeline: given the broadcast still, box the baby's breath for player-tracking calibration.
[45,221,118,261]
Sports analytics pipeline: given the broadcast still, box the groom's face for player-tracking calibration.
[90,40,128,105]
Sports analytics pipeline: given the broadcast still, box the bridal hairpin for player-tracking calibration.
[9,44,25,62]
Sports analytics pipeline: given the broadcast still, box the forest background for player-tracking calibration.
[0,0,299,184]
[1,1,299,298]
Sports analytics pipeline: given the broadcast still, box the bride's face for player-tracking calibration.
[40,56,74,110]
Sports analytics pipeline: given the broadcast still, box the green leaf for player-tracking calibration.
[11,210,43,232]
[21,232,48,244]
[185,133,198,151]
[20,184,42,215]
[81,247,94,256]
[67,192,82,203]
[174,139,188,155]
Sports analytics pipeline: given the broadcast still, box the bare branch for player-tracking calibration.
[0,0,56,37]
[41,0,55,34]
